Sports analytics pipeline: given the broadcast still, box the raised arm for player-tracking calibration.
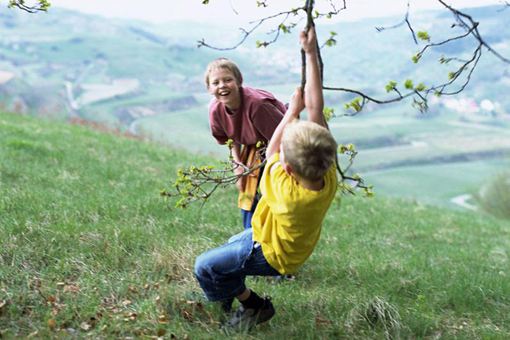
[266,87,304,159]
[300,27,327,128]
[266,27,325,159]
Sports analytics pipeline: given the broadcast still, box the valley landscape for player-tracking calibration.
[1,5,510,212]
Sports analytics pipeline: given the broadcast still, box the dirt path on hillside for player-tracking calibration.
[450,194,478,211]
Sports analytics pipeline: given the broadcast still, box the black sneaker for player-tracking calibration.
[224,297,275,330]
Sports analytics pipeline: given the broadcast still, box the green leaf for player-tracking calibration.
[415,83,426,92]
[40,0,51,10]
[325,38,336,47]
[364,187,375,197]
[279,24,290,34]
[255,40,268,48]
[412,54,421,64]
[417,31,431,42]
[323,107,335,122]
[404,79,414,90]
[385,80,397,93]
[350,98,362,112]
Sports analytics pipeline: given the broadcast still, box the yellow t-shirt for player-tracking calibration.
[252,153,338,274]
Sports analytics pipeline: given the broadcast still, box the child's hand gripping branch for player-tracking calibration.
[300,26,327,129]
[266,26,325,159]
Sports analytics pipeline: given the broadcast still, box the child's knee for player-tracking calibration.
[194,252,210,278]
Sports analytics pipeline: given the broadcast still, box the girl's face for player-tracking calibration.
[208,68,241,110]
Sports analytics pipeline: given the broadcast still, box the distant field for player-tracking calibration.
[363,158,510,208]
[330,107,510,210]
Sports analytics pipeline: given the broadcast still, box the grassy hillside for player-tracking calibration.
[1,111,509,339]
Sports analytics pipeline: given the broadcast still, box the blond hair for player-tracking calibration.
[282,121,337,181]
[204,58,243,88]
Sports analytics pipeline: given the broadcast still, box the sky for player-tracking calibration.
[48,0,503,24]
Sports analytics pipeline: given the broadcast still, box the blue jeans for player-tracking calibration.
[241,193,259,229]
[194,228,280,302]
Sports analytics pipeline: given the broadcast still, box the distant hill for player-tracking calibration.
[1,5,508,125]
[1,5,510,210]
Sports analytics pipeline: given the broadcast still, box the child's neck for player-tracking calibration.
[226,103,240,113]
[296,176,324,191]
[225,96,242,113]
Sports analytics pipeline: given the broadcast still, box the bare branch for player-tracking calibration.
[197,7,303,50]
[313,0,347,20]
[229,0,239,15]
[437,0,509,64]
[375,1,418,44]
[8,0,50,13]
[197,0,508,115]
[497,1,510,12]
[326,0,509,114]
[173,0,509,206]
[162,144,267,208]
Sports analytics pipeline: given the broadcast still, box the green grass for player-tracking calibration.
[135,106,226,157]
[1,111,510,339]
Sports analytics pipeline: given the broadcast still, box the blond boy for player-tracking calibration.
[205,57,285,230]
[194,27,338,328]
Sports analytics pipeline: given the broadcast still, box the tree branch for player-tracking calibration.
[197,7,303,50]
[169,0,509,207]
[8,0,50,13]
[375,1,418,44]
[326,0,509,114]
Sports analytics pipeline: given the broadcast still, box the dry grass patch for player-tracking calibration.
[152,244,198,285]
[345,296,403,339]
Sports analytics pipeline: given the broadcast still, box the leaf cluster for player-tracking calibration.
[163,136,373,209]
[161,140,266,208]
